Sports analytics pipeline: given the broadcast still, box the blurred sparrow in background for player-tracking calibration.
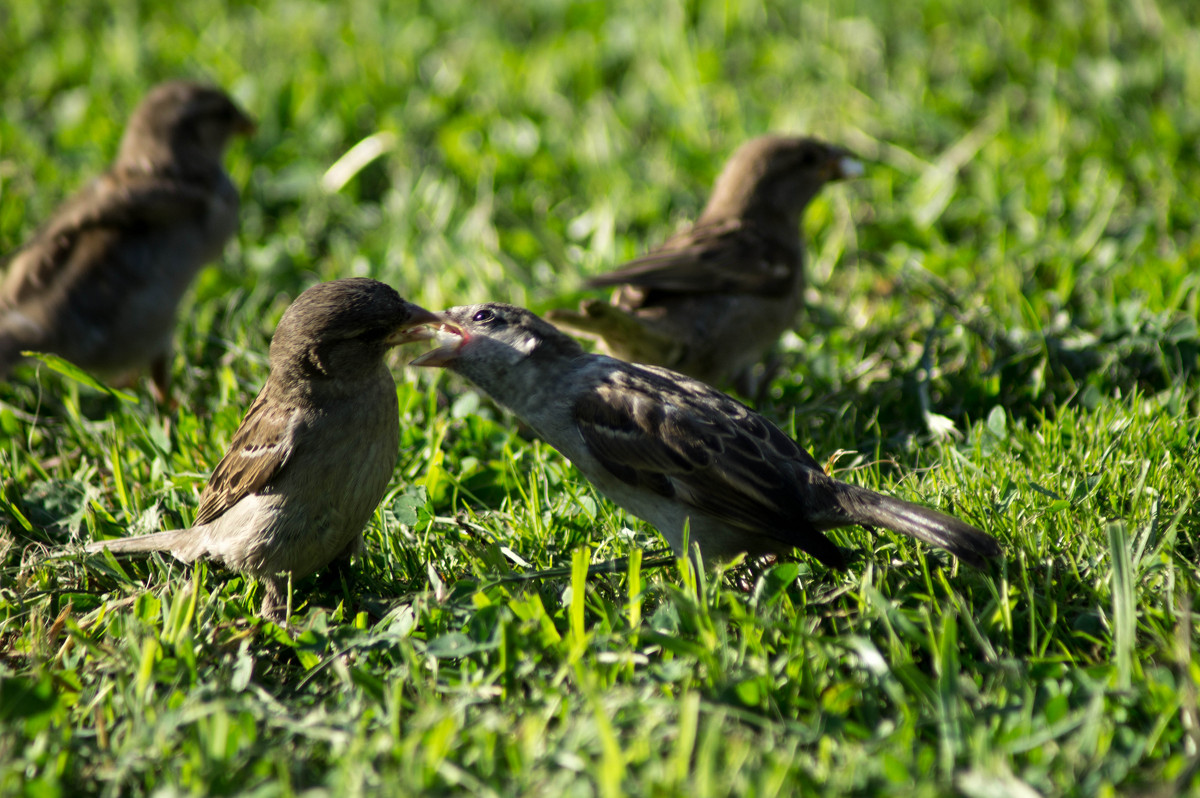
[85,279,438,621]
[0,80,254,401]
[414,303,1001,570]
[548,135,860,397]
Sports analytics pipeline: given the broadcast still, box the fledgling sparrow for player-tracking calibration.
[548,135,861,395]
[413,303,1002,570]
[85,278,438,620]
[0,80,254,401]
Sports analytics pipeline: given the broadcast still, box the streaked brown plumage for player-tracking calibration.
[413,303,1002,570]
[548,135,860,394]
[0,81,254,400]
[85,278,438,620]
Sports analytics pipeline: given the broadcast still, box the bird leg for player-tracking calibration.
[259,575,290,623]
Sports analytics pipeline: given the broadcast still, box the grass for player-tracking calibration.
[2,0,1199,794]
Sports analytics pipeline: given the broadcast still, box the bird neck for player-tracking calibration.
[455,351,586,419]
[114,141,222,183]
[699,192,801,228]
[272,357,392,401]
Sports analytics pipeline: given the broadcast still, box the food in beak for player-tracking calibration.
[385,307,445,345]
[409,322,466,367]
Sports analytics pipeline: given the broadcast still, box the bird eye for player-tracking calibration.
[472,309,495,323]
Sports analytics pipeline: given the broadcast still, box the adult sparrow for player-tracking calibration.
[85,278,438,620]
[547,135,861,395]
[413,303,1001,570]
[0,80,254,400]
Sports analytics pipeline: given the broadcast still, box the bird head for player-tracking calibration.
[118,81,255,173]
[703,135,862,222]
[409,303,583,373]
[269,278,440,382]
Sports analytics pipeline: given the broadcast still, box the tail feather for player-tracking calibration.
[85,529,203,561]
[834,483,1001,568]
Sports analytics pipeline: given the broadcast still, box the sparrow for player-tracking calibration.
[85,278,439,620]
[0,80,255,401]
[412,303,1002,570]
[547,135,861,394]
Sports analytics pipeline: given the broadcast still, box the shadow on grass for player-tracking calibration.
[768,268,1200,452]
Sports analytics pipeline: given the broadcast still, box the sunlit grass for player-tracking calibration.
[2,0,1199,795]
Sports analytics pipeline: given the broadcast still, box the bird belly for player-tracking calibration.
[572,455,789,562]
[251,388,399,580]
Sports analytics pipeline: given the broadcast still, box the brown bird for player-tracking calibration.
[413,303,1001,570]
[548,135,860,395]
[85,278,438,621]
[0,80,255,401]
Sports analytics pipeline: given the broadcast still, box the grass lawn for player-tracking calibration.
[2,0,1199,795]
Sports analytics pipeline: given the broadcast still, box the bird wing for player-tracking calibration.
[572,365,828,536]
[192,389,304,526]
[2,171,216,304]
[584,218,798,297]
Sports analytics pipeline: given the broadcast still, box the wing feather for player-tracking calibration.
[585,218,798,298]
[573,365,827,535]
[193,388,303,526]
[3,172,216,304]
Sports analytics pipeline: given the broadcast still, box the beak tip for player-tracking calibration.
[409,352,450,368]
[838,156,864,178]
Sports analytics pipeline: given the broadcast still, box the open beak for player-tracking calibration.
[386,306,447,346]
[409,320,466,368]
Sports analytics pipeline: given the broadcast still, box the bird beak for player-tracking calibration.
[831,153,863,180]
[409,319,467,367]
[386,306,447,346]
